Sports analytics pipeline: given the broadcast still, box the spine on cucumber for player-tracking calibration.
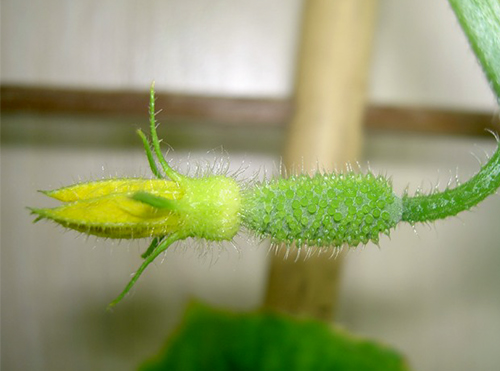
[241,172,403,248]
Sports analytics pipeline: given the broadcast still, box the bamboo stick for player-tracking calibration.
[264,0,379,321]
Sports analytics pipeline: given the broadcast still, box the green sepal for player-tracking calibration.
[107,234,180,310]
[131,192,180,210]
[137,129,163,179]
[141,236,164,259]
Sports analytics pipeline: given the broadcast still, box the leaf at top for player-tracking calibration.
[449,0,500,101]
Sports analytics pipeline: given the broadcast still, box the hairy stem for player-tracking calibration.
[402,142,500,223]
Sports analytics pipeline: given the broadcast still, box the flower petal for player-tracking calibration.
[43,178,182,202]
[33,179,184,238]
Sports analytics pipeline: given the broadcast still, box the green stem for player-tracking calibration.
[402,142,500,223]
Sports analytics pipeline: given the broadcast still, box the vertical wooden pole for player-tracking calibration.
[264,0,379,321]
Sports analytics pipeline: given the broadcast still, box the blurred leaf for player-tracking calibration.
[139,302,409,371]
[449,0,500,101]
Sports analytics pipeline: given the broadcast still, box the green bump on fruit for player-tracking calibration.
[242,172,403,248]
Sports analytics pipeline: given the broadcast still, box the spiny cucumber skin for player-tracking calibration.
[242,172,403,248]
[402,143,500,223]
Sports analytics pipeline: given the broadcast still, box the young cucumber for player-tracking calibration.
[30,84,500,308]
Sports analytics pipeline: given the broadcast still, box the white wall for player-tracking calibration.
[2,1,500,370]
[1,0,497,109]
[3,126,500,371]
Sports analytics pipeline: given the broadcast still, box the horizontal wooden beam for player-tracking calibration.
[365,105,499,137]
[1,85,291,126]
[2,85,498,136]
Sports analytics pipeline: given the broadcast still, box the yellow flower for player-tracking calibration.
[32,179,183,239]
[29,82,242,308]
[31,175,242,241]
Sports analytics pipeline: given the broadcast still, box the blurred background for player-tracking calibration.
[2,0,500,370]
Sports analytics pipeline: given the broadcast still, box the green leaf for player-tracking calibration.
[449,0,500,101]
[138,302,410,371]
